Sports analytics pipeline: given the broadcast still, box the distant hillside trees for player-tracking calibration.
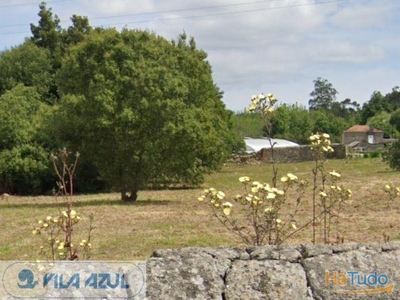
[232,79,400,144]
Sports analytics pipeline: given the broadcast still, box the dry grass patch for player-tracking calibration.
[0,158,399,260]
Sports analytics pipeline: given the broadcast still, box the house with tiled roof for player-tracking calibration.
[342,125,384,145]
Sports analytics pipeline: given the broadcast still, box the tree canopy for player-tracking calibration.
[48,29,238,201]
[0,41,53,101]
[30,1,61,52]
[308,77,338,111]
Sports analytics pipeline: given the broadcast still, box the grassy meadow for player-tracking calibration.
[1,157,400,261]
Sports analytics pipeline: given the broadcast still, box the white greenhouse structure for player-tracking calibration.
[244,138,299,154]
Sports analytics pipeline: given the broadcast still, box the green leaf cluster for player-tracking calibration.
[0,85,51,194]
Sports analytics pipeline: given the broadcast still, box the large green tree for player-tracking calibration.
[50,29,237,201]
[30,1,62,53]
[308,77,338,111]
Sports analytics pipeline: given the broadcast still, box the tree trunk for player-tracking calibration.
[121,189,138,202]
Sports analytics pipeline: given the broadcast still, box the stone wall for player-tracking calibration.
[147,242,400,299]
[260,144,346,163]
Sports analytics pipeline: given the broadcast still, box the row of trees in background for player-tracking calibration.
[0,2,242,199]
[233,77,400,144]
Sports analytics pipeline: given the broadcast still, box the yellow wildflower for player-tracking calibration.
[322,133,330,139]
[239,176,251,183]
[222,202,233,216]
[264,206,273,213]
[281,176,288,182]
[217,191,225,200]
[329,171,341,178]
[265,107,274,113]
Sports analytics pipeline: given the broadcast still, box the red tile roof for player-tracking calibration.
[344,125,383,133]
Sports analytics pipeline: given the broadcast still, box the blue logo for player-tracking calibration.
[17,269,39,289]
[2,261,146,298]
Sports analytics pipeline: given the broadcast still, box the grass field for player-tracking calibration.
[1,157,400,261]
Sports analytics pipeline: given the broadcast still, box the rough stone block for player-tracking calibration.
[224,260,310,300]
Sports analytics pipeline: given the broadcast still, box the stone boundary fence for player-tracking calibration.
[147,242,400,299]
[260,144,346,163]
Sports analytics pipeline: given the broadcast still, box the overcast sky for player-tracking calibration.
[1,0,399,112]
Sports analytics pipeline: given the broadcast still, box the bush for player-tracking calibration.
[364,150,382,159]
[0,144,51,195]
[383,141,400,170]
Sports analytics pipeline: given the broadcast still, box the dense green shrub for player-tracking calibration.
[383,141,400,170]
[0,144,51,195]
